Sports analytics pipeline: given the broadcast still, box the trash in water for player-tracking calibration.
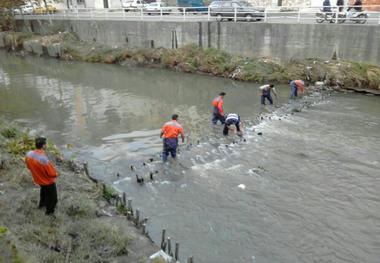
[238,184,246,190]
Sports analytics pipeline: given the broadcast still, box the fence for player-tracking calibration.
[15,5,380,24]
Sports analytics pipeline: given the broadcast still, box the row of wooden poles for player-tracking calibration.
[83,161,194,262]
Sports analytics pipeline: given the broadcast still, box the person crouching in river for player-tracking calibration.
[25,137,58,216]
[290,80,305,99]
[259,84,278,105]
[160,114,185,162]
[223,113,243,137]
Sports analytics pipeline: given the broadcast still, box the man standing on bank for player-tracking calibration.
[259,84,278,105]
[212,92,226,125]
[160,114,185,162]
[25,137,58,215]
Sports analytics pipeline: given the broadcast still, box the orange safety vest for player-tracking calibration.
[161,120,184,139]
[212,96,224,115]
[25,150,58,186]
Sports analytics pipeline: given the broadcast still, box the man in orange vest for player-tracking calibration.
[212,92,226,125]
[160,114,185,162]
[25,137,58,215]
[290,80,305,99]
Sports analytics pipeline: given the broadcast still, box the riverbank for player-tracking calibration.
[0,31,379,94]
[0,119,159,262]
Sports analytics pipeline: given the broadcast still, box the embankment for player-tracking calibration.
[14,19,380,66]
[0,119,158,262]
[1,30,379,93]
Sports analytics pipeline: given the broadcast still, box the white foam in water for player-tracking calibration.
[113,177,131,185]
[226,164,242,171]
[160,181,171,185]
[238,184,246,190]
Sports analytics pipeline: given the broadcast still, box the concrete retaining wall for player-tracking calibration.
[15,19,380,65]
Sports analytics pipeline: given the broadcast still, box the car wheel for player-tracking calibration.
[216,14,223,21]
[245,14,253,22]
[356,13,367,24]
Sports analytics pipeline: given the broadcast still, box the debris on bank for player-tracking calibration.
[0,31,379,94]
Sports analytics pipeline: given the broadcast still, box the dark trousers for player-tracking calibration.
[290,85,298,98]
[163,138,178,162]
[39,183,57,215]
[261,94,273,105]
[212,113,225,125]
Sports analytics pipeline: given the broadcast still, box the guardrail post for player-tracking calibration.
[183,7,186,21]
[378,12,380,24]
[297,8,301,23]
[160,7,163,20]
[76,8,79,19]
[264,8,267,22]
[208,7,210,21]
[140,7,143,20]
[335,8,338,23]
[90,9,93,18]
[234,7,237,22]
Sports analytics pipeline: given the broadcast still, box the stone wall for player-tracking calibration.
[15,19,380,65]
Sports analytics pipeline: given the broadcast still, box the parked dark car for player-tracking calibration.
[209,1,264,21]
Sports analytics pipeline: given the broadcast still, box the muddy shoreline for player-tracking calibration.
[0,31,379,95]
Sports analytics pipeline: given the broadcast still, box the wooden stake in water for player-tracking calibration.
[160,229,166,250]
[167,237,172,256]
[128,199,133,212]
[135,209,140,227]
[175,243,179,261]
[83,161,89,176]
[122,192,126,207]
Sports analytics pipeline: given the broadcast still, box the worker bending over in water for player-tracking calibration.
[160,114,185,162]
[290,80,305,99]
[223,113,243,136]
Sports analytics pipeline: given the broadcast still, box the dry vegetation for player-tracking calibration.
[0,119,157,262]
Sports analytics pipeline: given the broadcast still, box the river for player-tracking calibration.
[1,51,379,263]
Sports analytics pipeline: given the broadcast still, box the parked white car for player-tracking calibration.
[145,2,172,15]
[122,0,148,11]
[13,4,35,15]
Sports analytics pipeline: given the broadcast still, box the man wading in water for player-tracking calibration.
[259,84,278,105]
[25,137,58,216]
[212,92,226,125]
[160,114,185,162]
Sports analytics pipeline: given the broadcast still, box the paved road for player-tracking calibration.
[17,10,380,25]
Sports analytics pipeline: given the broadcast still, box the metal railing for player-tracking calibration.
[14,5,380,25]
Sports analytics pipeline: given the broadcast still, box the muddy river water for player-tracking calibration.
[1,51,379,263]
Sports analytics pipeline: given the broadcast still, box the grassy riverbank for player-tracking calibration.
[0,119,158,262]
[0,31,379,93]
